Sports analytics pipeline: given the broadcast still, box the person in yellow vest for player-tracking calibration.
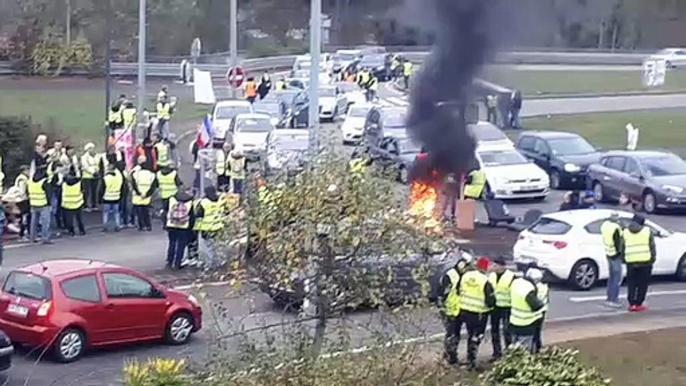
[157,164,183,224]
[348,149,371,177]
[81,142,99,212]
[61,170,86,236]
[131,156,158,232]
[108,102,124,131]
[165,187,196,270]
[487,257,516,360]
[402,60,413,89]
[122,101,137,130]
[623,214,655,312]
[533,273,549,353]
[99,165,124,232]
[228,149,246,194]
[365,75,379,102]
[152,132,172,171]
[195,186,225,270]
[437,252,474,365]
[244,77,258,103]
[28,169,52,244]
[13,165,31,241]
[390,54,401,80]
[46,156,66,231]
[156,95,174,139]
[275,77,286,91]
[601,212,624,308]
[458,257,496,371]
[356,68,370,89]
[463,167,486,200]
[64,145,81,177]
[215,142,231,192]
[509,268,545,353]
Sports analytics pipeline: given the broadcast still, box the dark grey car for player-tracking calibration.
[587,150,686,213]
[371,135,422,184]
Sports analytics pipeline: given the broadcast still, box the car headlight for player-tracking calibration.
[662,184,684,194]
[188,294,200,307]
[564,163,581,172]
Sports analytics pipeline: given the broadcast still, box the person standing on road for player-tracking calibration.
[165,187,196,270]
[13,165,30,241]
[623,214,655,312]
[486,94,498,125]
[437,253,473,365]
[533,273,549,353]
[228,149,246,195]
[156,95,174,140]
[100,165,124,232]
[602,212,624,308]
[258,72,272,100]
[131,156,157,232]
[152,133,172,171]
[244,77,258,104]
[402,60,413,89]
[509,268,545,353]
[509,91,522,129]
[157,164,182,225]
[81,143,99,212]
[442,172,459,224]
[28,169,52,244]
[464,167,487,200]
[194,186,224,270]
[216,142,232,192]
[488,257,516,360]
[61,170,86,237]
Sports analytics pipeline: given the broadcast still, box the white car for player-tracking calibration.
[475,145,549,200]
[266,129,309,173]
[211,100,253,142]
[318,86,348,122]
[292,54,333,73]
[228,113,275,159]
[334,82,366,106]
[341,103,374,145]
[513,209,686,290]
[468,121,514,148]
[649,48,686,68]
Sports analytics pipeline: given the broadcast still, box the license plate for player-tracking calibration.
[7,304,29,317]
[522,186,538,191]
[518,255,537,263]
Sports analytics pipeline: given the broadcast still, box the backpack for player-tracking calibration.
[168,200,190,226]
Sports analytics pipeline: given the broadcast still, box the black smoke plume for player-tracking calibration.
[406,0,495,184]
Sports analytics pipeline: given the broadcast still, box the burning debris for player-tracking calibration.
[406,177,442,234]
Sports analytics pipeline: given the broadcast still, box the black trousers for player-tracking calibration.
[461,311,489,366]
[533,315,545,353]
[486,107,497,125]
[134,205,152,231]
[187,231,199,260]
[627,264,652,306]
[490,307,512,357]
[443,315,463,364]
[18,200,30,238]
[63,208,85,235]
[82,178,98,209]
[217,175,231,192]
[167,229,192,269]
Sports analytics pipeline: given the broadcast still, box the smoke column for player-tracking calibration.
[406,0,495,183]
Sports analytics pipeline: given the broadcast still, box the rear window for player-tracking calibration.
[528,218,572,235]
[3,272,52,301]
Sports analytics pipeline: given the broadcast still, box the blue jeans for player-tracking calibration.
[606,257,623,303]
[102,203,121,229]
[232,179,244,195]
[30,206,51,242]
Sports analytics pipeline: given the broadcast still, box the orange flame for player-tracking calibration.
[406,182,442,234]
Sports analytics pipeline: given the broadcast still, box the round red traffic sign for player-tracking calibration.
[227,66,245,87]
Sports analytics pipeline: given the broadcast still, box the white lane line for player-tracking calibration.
[377,99,397,108]
[386,96,409,107]
[569,289,686,303]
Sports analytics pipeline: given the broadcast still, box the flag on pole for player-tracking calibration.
[196,115,213,148]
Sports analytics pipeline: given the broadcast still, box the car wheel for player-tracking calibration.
[53,328,85,363]
[592,181,606,203]
[549,170,562,190]
[398,166,409,184]
[642,191,657,214]
[165,313,194,345]
[569,259,598,291]
[676,254,686,281]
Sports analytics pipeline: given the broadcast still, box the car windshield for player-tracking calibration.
[641,155,686,176]
[398,138,421,154]
[479,149,529,166]
[3,272,52,300]
[383,111,406,128]
[215,105,251,120]
[254,102,280,116]
[275,134,309,151]
[319,88,336,97]
[528,218,572,235]
[548,137,596,156]
[236,118,273,133]
[335,53,357,62]
[348,106,370,117]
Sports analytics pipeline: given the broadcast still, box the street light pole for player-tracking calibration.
[308,0,321,154]
[66,0,71,46]
[104,0,112,152]
[229,0,238,99]
[137,0,147,144]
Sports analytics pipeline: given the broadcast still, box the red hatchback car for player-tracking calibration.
[0,259,202,362]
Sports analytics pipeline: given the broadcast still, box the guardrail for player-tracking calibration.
[0,50,650,78]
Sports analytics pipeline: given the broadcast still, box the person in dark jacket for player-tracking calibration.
[577,190,597,209]
[437,251,474,365]
[623,214,656,312]
[558,191,577,211]
[164,187,196,270]
[509,91,522,129]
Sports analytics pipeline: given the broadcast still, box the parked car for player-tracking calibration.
[648,48,686,68]
[228,113,275,160]
[357,53,391,81]
[333,49,362,73]
[475,144,549,200]
[265,129,309,175]
[211,100,253,143]
[318,85,348,122]
[252,97,289,128]
[370,133,423,184]
[468,121,514,149]
[363,106,408,147]
[341,103,375,145]
[515,131,602,189]
[513,209,686,290]
[356,45,387,55]
[288,91,310,128]
[587,150,686,213]
[0,259,202,362]
[0,330,12,371]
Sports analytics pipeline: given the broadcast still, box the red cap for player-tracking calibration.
[476,257,490,271]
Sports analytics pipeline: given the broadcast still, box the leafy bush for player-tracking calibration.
[0,116,39,182]
[30,40,93,76]
[123,358,187,386]
[482,346,612,386]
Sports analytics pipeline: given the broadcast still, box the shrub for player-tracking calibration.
[122,358,187,386]
[482,345,612,386]
[0,116,38,182]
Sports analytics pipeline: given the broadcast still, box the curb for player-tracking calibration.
[526,89,686,100]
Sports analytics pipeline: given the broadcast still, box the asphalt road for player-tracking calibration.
[4,78,686,385]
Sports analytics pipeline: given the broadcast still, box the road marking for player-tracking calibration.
[386,96,409,107]
[569,289,686,303]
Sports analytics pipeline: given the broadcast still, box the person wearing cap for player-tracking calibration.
[228,149,246,195]
[623,214,655,312]
[509,268,545,353]
[457,256,496,370]
[131,156,158,232]
[81,143,99,212]
[436,251,474,365]
[487,257,516,360]
[602,212,624,308]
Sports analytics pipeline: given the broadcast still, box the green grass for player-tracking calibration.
[482,68,686,97]
[0,89,208,148]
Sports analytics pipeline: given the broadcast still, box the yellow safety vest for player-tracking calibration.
[156,102,171,120]
[459,270,490,314]
[28,178,48,207]
[510,278,540,327]
[464,169,486,199]
[166,196,193,229]
[61,181,84,210]
[228,157,246,180]
[14,173,29,201]
[154,142,170,167]
[601,221,622,257]
[349,158,367,174]
[80,153,98,179]
[623,227,652,264]
[403,62,413,76]
[109,107,123,124]
[275,81,286,90]
[444,268,461,317]
[132,169,155,205]
[357,71,369,85]
[157,170,178,200]
[216,150,227,176]
[196,198,224,232]
[103,170,124,201]
[122,107,137,127]
[368,77,378,91]
[536,282,549,315]
[488,270,515,308]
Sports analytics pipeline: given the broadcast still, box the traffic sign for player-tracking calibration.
[227,66,245,87]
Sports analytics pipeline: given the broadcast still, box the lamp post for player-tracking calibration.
[307,0,322,154]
